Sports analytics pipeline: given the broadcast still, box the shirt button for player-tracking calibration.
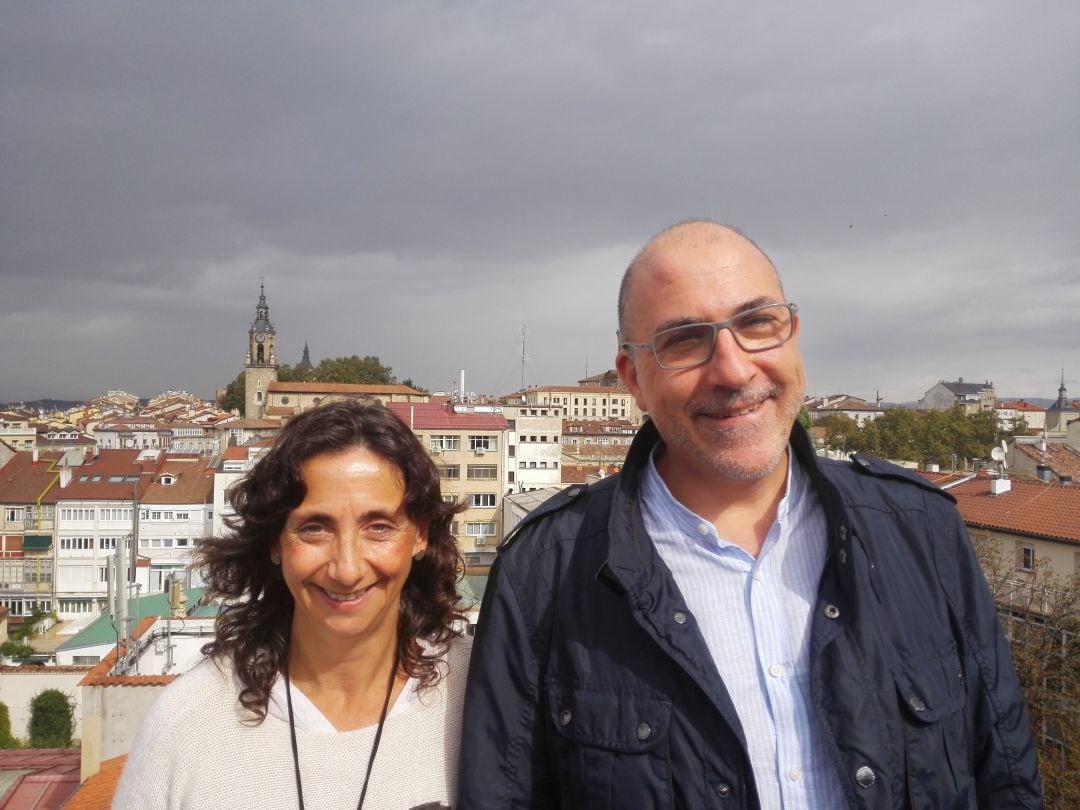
[824,604,840,619]
[855,765,876,789]
[768,663,783,678]
[636,722,651,740]
[673,610,687,625]
[753,571,763,582]
[909,696,926,712]
[559,709,572,726]
[787,766,803,782]
[696,523,710,536]
[714,783,731,798]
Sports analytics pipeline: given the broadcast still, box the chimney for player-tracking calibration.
[989,478,1011,495]
[32,448,39,463]
[60,464,72,488]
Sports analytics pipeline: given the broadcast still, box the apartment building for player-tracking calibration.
[0,450,62,618]
[918,378,996,415]
[135,456,213,593]
[524,385,643,425]
[388,402,508,566]
[501,403,563,493]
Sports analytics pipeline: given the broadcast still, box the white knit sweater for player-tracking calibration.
[113,635,471,810]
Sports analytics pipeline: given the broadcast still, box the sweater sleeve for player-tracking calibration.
[112,679,192,810]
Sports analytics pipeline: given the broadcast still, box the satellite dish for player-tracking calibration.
[990,447,1006,462]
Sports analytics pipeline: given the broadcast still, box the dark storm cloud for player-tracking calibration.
[1,2,1077,403]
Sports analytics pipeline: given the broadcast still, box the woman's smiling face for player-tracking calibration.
[273,446,427,649]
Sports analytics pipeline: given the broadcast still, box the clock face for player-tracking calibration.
[256,332,265,343]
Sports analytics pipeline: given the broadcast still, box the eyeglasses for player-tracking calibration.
[620,303,798,370]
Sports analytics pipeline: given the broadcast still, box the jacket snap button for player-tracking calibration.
[824,604,840,619]
[636,722,651,740]
[839,525,847,540]
[909,696,926,712]
[715,782,731,798]
[855,765,876,788]
[673,610,687,624]
[559,709,572,726]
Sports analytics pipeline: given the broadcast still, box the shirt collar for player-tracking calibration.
[641,441,803,547]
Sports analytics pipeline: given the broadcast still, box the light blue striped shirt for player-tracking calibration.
[641,446,845,810]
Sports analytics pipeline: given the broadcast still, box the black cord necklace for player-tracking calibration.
[284,652,400,810]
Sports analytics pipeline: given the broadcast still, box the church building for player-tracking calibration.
[241,286,428,422]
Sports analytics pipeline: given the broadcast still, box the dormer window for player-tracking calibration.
[161,474,176,486]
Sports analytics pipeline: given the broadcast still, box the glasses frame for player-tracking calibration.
[620,302,798,371]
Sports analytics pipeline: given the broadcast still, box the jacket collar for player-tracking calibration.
[604,418,856,611]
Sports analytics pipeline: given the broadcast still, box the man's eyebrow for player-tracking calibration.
[652,296,781,335]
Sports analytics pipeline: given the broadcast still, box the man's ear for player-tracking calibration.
[616,349,648,413]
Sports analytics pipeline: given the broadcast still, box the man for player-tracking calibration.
[458,221,1042,808]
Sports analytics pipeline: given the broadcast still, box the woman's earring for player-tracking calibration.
[413,548,426,561]
[270,552,281,565]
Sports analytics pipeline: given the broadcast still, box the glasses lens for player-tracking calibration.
[653,323,716,369]
[732,304,792,350]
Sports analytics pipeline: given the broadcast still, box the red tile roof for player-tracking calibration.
[140,457,213,505]
[947,473,1080,545]
[530,385,626,394]
[62,754,128,810]
[0,452,65,505]
[386,402,508,430]
[0,748,81,809]
[53,450,150,501]
[996,400,1046,412]
[269,381,423,395]
[1013,443,1080,480]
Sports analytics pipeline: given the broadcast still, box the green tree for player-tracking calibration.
[796,406,812,431]
[28,689,74,748]
[0,702,17,749]
[816,413,860,455]
[0,641,35,659]
[217,371,245,413]
[311,355,395,385]
[874,408,921,461]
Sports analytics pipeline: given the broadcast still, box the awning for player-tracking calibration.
[22,534,52,550]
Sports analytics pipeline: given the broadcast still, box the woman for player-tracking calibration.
[115,399,470,809]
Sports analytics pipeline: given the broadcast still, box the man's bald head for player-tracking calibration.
[617,220,782,341]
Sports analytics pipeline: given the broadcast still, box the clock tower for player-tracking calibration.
[244,283,278,419]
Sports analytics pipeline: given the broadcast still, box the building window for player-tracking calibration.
[469,435,497,452]
[441,494,458,504]
[467,465,498,480]
[466,522,497,537]
[5,507,23,523]
[437,465,461,480]
[470,494,496,508]
[1019,545,1036,573]
[430,435,460,451]
[72,655,101,665]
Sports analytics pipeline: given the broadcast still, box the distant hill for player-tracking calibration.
[0,399,84,413]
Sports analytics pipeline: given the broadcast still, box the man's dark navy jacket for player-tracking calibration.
[458,421,1043,809]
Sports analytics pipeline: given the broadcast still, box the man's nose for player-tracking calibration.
[700,327,757,387]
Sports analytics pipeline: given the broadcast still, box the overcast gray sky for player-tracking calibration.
[2,2,1078,406]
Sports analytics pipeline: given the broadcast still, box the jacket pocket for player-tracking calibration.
[546,680,672,810]
[893,643,972,808]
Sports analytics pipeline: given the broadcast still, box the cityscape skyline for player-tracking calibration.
[2,3,1077,404]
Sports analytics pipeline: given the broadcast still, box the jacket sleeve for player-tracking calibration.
[457,552,557,809]
[942,505,1044,808]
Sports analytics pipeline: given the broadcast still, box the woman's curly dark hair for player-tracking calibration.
[197,399,466,721]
